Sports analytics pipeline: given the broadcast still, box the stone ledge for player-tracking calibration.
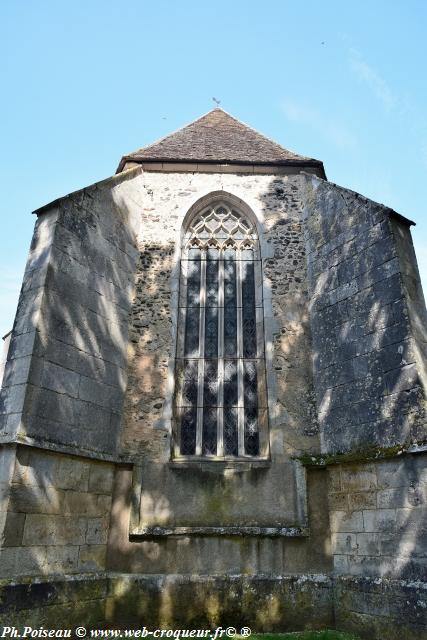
[295,439,427,467]
[129,525,309,539]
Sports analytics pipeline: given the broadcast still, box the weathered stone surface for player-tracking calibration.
[0,119,426,640]
[304,176,427,455]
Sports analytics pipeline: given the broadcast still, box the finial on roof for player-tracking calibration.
[212,97,221,107]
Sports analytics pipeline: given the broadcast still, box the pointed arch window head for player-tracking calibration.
[174,201,269,460]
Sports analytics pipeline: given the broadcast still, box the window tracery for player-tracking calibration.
[174,202,268,459]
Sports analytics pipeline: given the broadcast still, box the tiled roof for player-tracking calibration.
[117,109,324,173]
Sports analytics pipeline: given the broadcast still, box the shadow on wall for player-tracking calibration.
[2,182,140,456]
[0,180,139,578]
[109,174,330,577]
[303,175,427,584]
[0,173,426,610]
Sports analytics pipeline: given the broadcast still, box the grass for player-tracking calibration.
[244,632,360,640]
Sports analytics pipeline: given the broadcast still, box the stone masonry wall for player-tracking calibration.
[304,175,427,454]
[328,455,427,579]
[328,454,427,638]
[121,170,319,461]
[114,170,321,564]
[0,445,114,577]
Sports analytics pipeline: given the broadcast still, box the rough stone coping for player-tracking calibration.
[0,570,334,589]
[129,526,309,539]
[0,438,137,466]
[295,440,427,467]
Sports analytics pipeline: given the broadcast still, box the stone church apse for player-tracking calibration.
[0,109,426,639]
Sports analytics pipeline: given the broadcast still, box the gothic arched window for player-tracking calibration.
[174,201,268,459]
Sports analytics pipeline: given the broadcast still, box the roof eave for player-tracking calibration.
[116,156,326,178]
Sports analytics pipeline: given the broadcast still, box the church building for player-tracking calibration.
[0,109,426,638]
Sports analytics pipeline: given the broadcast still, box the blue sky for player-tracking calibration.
[1,0,426,338]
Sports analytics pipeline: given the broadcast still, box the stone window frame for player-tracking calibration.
[161,191,276,464]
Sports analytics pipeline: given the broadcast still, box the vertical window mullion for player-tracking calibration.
[196,253,206,456]
[218,253,225,457]
[236,249,245,456]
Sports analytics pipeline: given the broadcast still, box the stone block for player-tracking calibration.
[0,384,27,416]
[341,466,377,492]
[396,507,427,532]
[97,494,112,516]
[74,350,127,390]
[356,532,380,555]
[22,514,87,546]
[373,273,403,306]
[88,464,115,494]
[0,447,16,485]
[53,222,84,262]
[64,491,100,516]
[45,545,80,573]
[9,485,64,514]
[363,508,397,532]
[328,467,342,492]
[1,356,32,387]
[330,510,364,533]
[333,554,350,573]
[7,331,37,361]
[86,517,109,544]
[13,545,48,576]
[331,532,358,555]
[356,257,400,291]
[27,385,78,425]
[53,456,90,491]
[2,512,25,546]
[329,492,349,511]
[41,338,78,372]
[78,375,123,413]
[0,547,18,577]
[377,486,424,509]
[383,363,420,395]
[348,491,377,511]
[40,361,80,398]
[78,544,107,571]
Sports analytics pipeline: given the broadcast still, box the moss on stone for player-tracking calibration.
[294,439,427,467]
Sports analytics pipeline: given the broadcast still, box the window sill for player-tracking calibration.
[169,457,271,471]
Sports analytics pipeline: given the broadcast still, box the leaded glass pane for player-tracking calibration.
[224,258,236,307]
[243,360,258,408]
[202,408,217,455]
[207,247,220,260]
[203,360,218,406]
[186,260,201,306]
[224,307,237,357]
[206,260,219,306]
[244,406,259,456]
[241,260,255,306]
[184,307,200,357]
[224,407,238,456]
[181,359,198,406]
[204,307,218,357]
[224,360,238,406]
[188,248,202,260]
[241,248,254,261]
[242,306,257,358]
[224,247,237,261]
[180,407,197,455]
